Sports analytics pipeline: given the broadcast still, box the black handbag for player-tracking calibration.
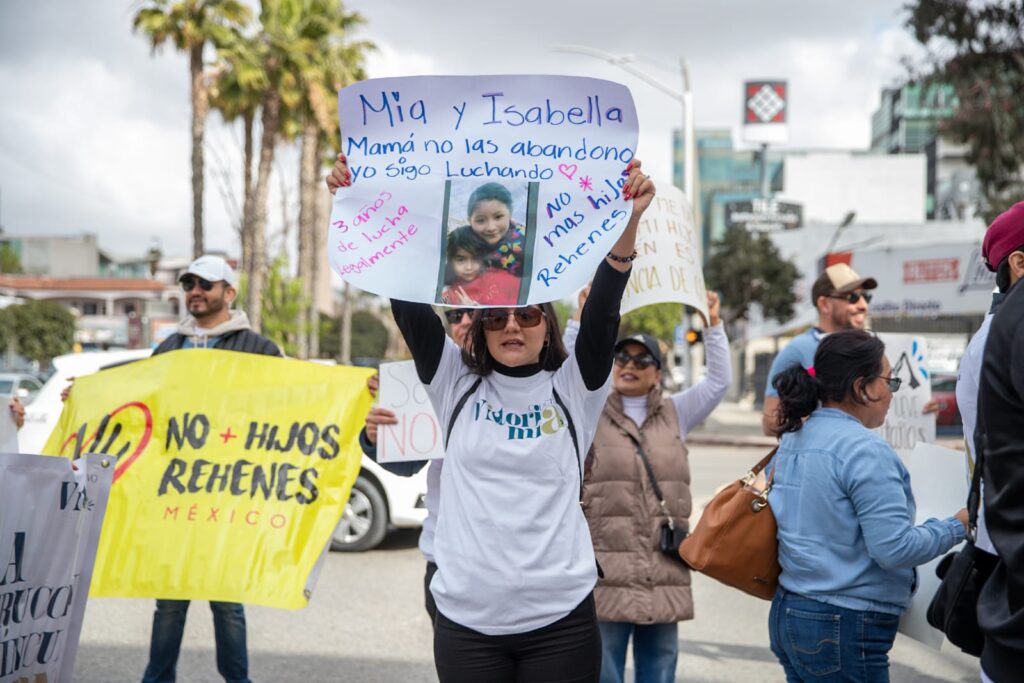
[625,432,688,562]
[925,436,998,656]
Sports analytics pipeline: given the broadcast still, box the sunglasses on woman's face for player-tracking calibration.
[480,308,546,332]
[878,375,902,392]
[829,290,872,305]
[614,350,657,370]
[443,309,472,325]
[180,275,215,292]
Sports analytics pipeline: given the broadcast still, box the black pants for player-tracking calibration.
[433,593,601,683]
[424,561,438,624]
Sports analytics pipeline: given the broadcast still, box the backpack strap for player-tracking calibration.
[445,377,483,449]
[551,388,582,502]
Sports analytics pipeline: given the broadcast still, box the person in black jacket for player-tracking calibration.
[975,202,1024,683]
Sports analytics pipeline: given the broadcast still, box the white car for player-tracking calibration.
[20,351,426,552]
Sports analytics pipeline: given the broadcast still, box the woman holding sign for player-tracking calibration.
[768,330,967,682]
[331,156,653,682]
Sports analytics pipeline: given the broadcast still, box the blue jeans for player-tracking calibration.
[142,600,250,683]
[768,589,900,682]
[598,621,678,683]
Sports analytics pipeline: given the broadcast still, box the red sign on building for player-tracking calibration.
[903,258,960,284]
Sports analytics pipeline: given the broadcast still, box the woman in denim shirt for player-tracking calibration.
[768,330,967,682]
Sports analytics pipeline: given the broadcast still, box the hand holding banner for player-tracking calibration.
[329,75,639,306]
[42,350,374,609]
[619,183,708,320]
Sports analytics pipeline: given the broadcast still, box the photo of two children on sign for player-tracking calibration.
[436,179,538,306]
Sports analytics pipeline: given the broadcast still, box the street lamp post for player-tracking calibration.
[551,44,696,214]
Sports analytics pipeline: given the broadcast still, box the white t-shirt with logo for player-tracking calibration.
[426,337,611,635]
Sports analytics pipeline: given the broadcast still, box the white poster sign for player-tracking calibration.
[0,453,115,682]
[0,411,17,453]
[877,333,936,457]
[897,443,969,649]
[619,184,708,320]
[377,361,444,463]
[329,75,639,307]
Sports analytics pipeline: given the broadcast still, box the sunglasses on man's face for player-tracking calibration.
[614,350,658,370]
[480,308,546,332]
[443,309,472,325]
[829,290,872,305]
[180,276,216,292]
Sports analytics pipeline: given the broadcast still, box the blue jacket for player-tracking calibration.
[770,408,964,614]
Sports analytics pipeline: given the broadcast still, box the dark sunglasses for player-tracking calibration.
[878,375,902,392]
[180,275,216,292]
[829,291,872,305]
[443,309,472,325]
[614,350,658,370]
[480,308,546,332]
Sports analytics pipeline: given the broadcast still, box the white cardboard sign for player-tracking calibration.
[329,75,639,306]
[376,361,445,463]
[897,443,969,649]
[619,183,707,320]
[0,453,115,681]
[877,333,936,457]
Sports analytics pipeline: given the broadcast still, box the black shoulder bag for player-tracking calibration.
[925,433,998,656]
[624,431,688,562]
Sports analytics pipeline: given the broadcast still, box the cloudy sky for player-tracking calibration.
[0,0,922,261]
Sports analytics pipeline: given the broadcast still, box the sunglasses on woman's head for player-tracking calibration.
[443,309,472,325]
[480,308,545,331]
[829,291,872,305]
[180,275,215,292]
[613,350,657,370]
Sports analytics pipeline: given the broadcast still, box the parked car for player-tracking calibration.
[19,351,426,552]
[930,372,961,428]
[0,372,44,405]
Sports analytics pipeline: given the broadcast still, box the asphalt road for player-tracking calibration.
[73,445,980,682]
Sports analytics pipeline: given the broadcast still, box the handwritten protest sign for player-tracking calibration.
[897,443,968,649]
[42,350,374,609]
[1,453,114,682]
[619,183,707,320]
[877,333,936,457]
[377,360,444,463]
[0,410,16,453]
[329,75,639,306]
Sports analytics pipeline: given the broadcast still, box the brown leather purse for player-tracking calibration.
[678,448,781,600]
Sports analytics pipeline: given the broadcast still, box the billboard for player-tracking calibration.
[724,198,802,232]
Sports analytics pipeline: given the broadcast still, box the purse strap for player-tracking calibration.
[966,432,985,538]
[621,430,679,529]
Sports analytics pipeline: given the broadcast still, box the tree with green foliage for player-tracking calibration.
[133,0,252,258]
[704,227,799,325]
[318,309,388,362]
[905,0,1024,222]
[620,303,684,349]
[0,245,22,274]
[0,301,76,368]
[254,253,307,356]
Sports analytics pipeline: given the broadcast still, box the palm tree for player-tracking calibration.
[133,0,252,259]
[209,36,266,295]
[295,2,373,358]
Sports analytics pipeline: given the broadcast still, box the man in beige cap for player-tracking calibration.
[761,263,877,435]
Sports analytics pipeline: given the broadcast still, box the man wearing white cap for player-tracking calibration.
[142,255,280,683]
[153,255,279,355]
[761,263,877,436]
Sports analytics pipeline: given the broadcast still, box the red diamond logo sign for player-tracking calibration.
[745,82,787,123]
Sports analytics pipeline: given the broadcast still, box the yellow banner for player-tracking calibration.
[42,349,374,609]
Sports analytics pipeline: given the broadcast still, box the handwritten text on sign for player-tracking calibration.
[329,75,639,305]
[876,333,936,457]
[619,183,707,320]
[378,361,444,463]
